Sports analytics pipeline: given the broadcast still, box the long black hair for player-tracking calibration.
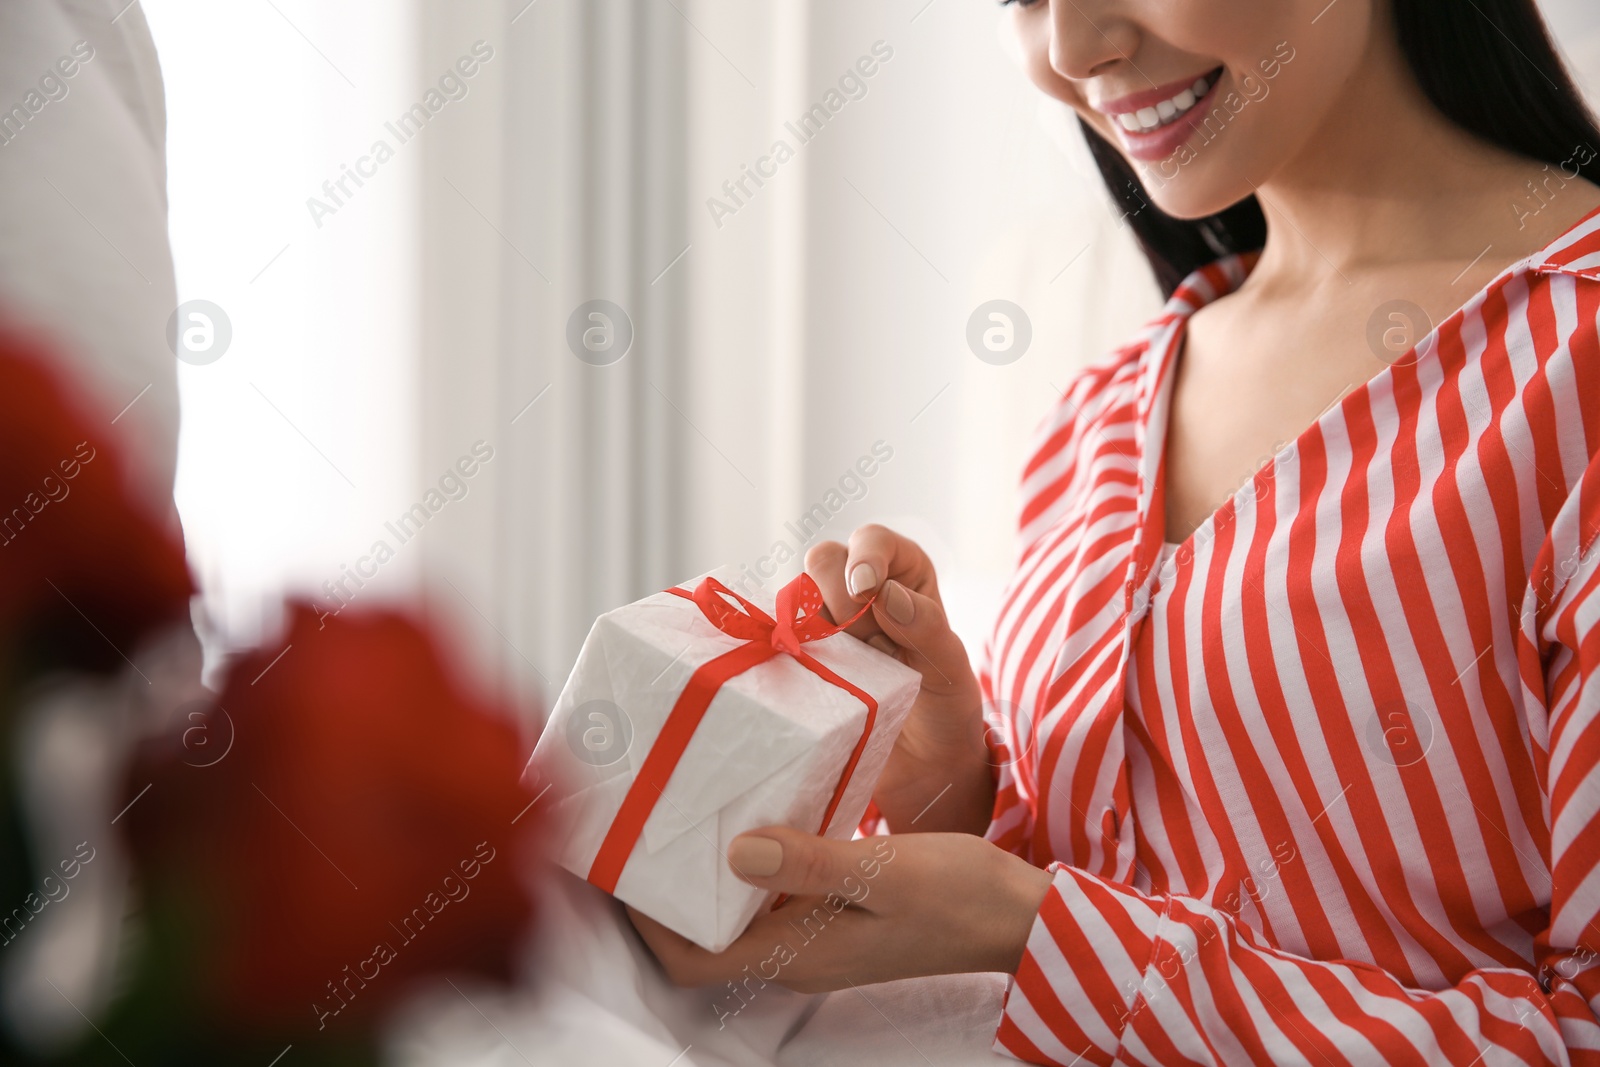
[1086,0,1600,297]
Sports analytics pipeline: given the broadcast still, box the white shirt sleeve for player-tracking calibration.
[0,0,179,518]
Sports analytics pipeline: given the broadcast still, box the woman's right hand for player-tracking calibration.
[804,525,995,835]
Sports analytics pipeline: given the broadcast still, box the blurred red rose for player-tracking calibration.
[0,320,193,666]
[123,601,541,1038]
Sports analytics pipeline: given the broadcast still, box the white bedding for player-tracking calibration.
[389,869,1018,1067]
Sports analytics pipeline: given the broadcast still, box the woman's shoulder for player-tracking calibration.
[1522,201,1600,288]
[1023,340,1145,478]
[1485,204,1600,372]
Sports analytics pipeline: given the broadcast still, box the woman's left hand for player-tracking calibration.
[626,826,1054,993]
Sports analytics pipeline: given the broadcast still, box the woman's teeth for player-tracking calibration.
[1116,73,1216,133]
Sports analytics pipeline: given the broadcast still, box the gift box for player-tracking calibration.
[524,565,922,952]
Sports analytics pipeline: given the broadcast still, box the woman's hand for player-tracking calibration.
[804,525,993,834]
[627,826,1053,993]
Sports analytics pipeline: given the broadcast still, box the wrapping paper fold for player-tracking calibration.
[524,566,921,952]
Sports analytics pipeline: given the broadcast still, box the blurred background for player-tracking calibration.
[2,0,1598,1060]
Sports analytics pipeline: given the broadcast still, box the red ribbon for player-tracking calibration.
[586,573,878,895]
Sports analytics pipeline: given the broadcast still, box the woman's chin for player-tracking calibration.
[1137,167,1260,221]
[1143,190,1243,222]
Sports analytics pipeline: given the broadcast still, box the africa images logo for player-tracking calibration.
[305,41,495,229]
[704,41,894,229]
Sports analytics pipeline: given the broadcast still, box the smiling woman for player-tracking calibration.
[625,1,1600,1065]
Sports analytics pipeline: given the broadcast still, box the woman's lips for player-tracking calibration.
[1096,67,1225,164]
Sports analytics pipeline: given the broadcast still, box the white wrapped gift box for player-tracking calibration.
[524,566,921,952]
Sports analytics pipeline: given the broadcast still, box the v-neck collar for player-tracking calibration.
[1125,255,1255,608]
[1125,203,1600,606]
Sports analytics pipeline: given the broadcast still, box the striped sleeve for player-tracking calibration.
[984,354,1142,861]
[983,654,1035,858]
[993,457,1600,1066]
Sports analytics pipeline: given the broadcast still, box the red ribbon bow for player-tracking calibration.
[586,572,879,896]
[686,572,870,655]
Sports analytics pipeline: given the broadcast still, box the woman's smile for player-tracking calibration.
[1092,66,1225,161]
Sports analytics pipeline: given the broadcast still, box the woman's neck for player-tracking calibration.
[1246,28,1595,294]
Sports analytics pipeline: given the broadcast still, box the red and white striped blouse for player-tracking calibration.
[980,206,1600,1065]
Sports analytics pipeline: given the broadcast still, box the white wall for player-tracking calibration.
[1543,0,1600,98]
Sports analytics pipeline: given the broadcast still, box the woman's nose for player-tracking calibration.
[1048,0,1139,82]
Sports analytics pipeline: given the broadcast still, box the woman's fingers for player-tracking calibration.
[727,827,896,900]
[805,531,976,708]
[804,525,942,645]
[631,831,1052,993]
[804,539,894,644]
[624,905,708,985]
[843,523,939,602]
[625,905,770,988]
[802,540,864,634]
[870,578,976,705]
[627,889,868,990]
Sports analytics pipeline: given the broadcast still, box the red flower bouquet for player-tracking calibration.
[116,602,542,1058]
[0,321,192,670]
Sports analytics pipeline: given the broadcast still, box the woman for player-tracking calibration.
[630,0,1600,1062]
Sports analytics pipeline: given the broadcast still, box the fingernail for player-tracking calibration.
[729,835,784,878]
[847,562,878,598]
[884,580,914,625]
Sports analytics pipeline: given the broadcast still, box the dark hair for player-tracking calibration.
[1086,0,1600,297]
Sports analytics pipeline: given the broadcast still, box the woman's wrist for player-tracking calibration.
[986,850,1054,973]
